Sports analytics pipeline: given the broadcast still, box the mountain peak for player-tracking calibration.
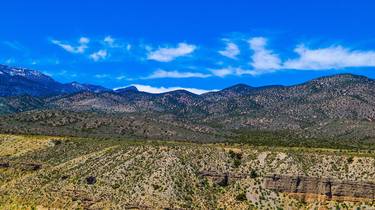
[0,64,55,84]
[0,64,108,96]
[159,89,199,97]
[224,83,252,90]
[220,83,253,94]
[305,73,373,88]
[115,86,139,94]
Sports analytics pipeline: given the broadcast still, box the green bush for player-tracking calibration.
[235,192,247,201]
[250,169,258,179]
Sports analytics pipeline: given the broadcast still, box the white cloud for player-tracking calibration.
[246,37,375,73]
[51,37,90,54]
[147,43,196,62]
[2,41,25,51]
[234,68,259,76]
[248,37,282,72]
[219,41,240,59]
[210,68,234,77]
[145,69,211,79]
[90,50,108,61]
[210,67,261,77]
[104,36,115,46]
[79,37,90,44]
[94,74,109,78]
[116,75,126,80]
[284,45,375,70]
[115,84,217,95]
[103,36,131,52]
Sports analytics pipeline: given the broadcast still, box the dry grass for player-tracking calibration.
[0,134,65,157]
[0,134,374,209]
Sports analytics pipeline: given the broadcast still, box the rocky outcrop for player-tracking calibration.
[264,174,375,202]
[0,162,10,168]
[0,161,42,171]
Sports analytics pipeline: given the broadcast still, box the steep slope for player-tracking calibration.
[0,64,109,96]
[0,96,45,115]
[65,81,109,93]
[210,74,375,138]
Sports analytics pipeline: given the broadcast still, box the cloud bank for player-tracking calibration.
[115,84,217,95]
[145,69,211,79]
[47,35,375,81]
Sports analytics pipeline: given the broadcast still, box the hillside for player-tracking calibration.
[1,134,374,209]
[2,66,375,209]
[1,64,375,144]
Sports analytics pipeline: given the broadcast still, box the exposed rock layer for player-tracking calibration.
[264,174,375,202]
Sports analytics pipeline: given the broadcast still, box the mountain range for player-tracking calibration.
[0,64,109,97]
[1,64,375,147]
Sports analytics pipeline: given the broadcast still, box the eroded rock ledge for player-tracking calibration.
[264,174,375,202]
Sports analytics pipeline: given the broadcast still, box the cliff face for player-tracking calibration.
[264,174,375,202]
[200,172,375,202]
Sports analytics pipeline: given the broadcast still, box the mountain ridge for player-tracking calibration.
[0,64,110,97]
[1,64,375,143]
[2,64,374,96]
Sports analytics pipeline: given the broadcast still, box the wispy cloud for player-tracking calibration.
[210,67,259,77]
[90,50,108,61]
[115,84,217,95]
[219,40,240,59]
[147,43,196,62]
[248,37,281,73]
[284,45,375,70]
[2,41,26,51]
[103,36,131,50]
[94,74,110,78]
[210,68,234,77]
[51,37,90,54]
[145,69,211,79]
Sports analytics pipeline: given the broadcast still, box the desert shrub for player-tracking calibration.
[233,159,241,168]
[229,150,242,168]
[347,156,354,164]
[229,150,242,159]
[152,184,161,191]
[112,183,121,189]
[236,192,247,201]
[250,169,258,179]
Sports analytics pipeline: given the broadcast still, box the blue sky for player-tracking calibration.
[1,0,375,93]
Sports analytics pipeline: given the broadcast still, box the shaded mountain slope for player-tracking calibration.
[0,65,109,97]
[0,96,45,115]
